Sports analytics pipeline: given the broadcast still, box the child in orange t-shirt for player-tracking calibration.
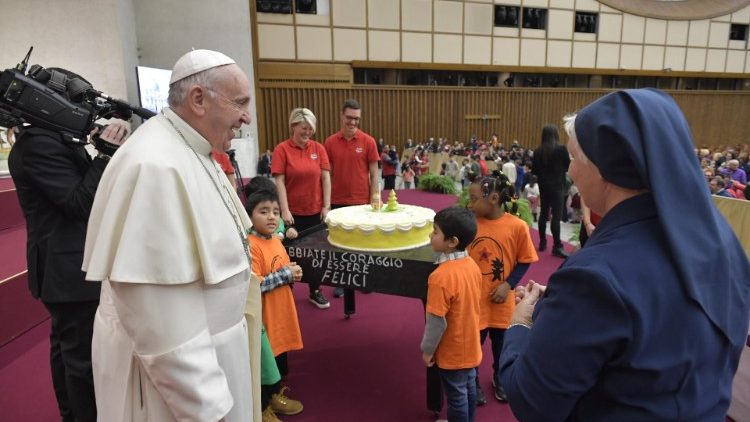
[421,207,483,421]
[467,173,538,405]
[245,186,305,419]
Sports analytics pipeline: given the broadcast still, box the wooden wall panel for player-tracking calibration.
[670,92,750,148]
[256,87,750,152]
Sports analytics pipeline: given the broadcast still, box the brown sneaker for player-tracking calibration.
[262,406,283,422]
[271,386,304,416]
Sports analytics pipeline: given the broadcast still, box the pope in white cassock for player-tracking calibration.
[82,50,262,421]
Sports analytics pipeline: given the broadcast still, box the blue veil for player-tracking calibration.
[575,88,750,346]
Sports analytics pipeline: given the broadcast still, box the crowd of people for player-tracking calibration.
[700,147,750,200]
[294,128,582,259]
[8,47,750,422]
[263,108,745,201]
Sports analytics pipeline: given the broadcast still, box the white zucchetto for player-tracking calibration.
[169,49,235,84]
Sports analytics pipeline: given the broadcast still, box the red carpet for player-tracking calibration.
[0,226,26,279]
[0,189,569,421]
[0,176,14,191]
[0,320,58,421]
[0,187,24,230]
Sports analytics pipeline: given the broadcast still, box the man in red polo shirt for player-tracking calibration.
[325,99,380,207]
[325,99,380,300]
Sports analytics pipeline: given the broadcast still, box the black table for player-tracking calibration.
[284,224,443,414]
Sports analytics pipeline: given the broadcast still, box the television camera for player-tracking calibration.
[0,47,155,143]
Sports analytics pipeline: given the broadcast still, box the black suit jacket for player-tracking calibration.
[8,127,106,302]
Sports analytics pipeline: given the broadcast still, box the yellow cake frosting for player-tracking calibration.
[325,204,435,252]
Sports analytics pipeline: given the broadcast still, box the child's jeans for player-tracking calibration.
[438,367,477,422]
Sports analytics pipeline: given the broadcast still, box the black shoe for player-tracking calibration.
[308,290,330,309]
[492,378,508,402]
[333,287,345,298]
[551,247,569,259]
[476,380,487,406]
[538,241,547,252]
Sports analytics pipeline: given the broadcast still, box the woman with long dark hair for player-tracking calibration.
[532,124,570,258]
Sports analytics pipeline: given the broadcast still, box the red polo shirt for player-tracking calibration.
[325,130,380,205]
[211,150,235,175]
[271,139,330,216]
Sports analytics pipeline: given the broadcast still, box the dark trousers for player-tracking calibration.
[275,352,288,377]
[44,300,99,422]
[261,381,281,410]
[439,367,477,422]
[476,328,505,385]
[383,174,396,190]
[538,184,564,248]
[261,351,287,411]
[293,213,323,295]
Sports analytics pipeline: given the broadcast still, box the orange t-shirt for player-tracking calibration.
[426,257,483,370]
[468,214,539,329]
[271,139,330,216]
[324,130,380,205]
[249,233,303,356]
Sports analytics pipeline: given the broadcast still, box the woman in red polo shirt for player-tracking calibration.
[272,108,332,309]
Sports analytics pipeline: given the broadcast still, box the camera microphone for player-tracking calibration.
[15,47,32,73]
[88,88,156,119]
[130,105,157,119]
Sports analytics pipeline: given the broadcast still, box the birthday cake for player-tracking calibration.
[325,192,435,252]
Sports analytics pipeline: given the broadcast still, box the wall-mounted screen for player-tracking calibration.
[135,65,171,115]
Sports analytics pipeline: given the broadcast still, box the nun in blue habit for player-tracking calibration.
[499,89,750,422]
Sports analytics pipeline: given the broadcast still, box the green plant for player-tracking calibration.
[457,186,469,207]
[417,174,458,195]
[568,223,581,244]
[513,198,533,227]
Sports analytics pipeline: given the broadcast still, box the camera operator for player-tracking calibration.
[8,99,129,421]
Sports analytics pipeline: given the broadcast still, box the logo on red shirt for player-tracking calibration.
[355,147,363,153]
[310,153,318,160]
